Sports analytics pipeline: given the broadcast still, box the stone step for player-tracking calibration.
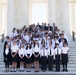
[0,71,76,75]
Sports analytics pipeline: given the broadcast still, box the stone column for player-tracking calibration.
[7,0,29,36]
[7,0,15,36]
[61,0,70,35]
[48,0,56,25]
[0,6,3,35]
[14,0,29,28]
[70,3,75,32]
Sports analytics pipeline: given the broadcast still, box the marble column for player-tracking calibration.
[0,6,3,35]
[7,0,29,36]
[14,0,29,28]
[48,0,56,25]
[61,0,70,35]
[70,3,75,32]
[7,0,15,36]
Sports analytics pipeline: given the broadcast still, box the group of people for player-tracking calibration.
[3,23,69,72]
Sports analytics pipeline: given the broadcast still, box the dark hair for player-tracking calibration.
[26,43,31,50]
[41,39,45,45]
[34,40,39,47]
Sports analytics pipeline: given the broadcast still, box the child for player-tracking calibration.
[41,45,47,71]
[11,41,19,72]
[25,43,32,72]
[54,43,61,72]
[3,44,10,72]
[18,43,25,71]
[61,43,69,72]
[33,40,40,72]
[48,44,54,71]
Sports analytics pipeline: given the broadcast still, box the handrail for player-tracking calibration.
[72,31,76,42]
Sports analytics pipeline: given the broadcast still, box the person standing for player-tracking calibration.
[33,40,40,72]
[41,45,48,71]
[54,43,61,72]
[18,43,25,72]
[61,43,69,72]
[48,44,54,71]
[3,44,10,72]
[11,41,19,72]
[25,43,32,72]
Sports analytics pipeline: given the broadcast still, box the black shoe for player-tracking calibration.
[66,69,68,72]
[49,69,53,71]
[62,69,64,72]
[22,70,24,72]
[27,70,31,72]
[35,71,39,72]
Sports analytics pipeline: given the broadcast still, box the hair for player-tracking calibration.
[41,39,45,45]
[26,43,31,50]
[63,43,67,47]
[34,40,39,47]
[20,43,24,49]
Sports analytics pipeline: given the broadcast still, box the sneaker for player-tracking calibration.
[14,69,17,72]
[11,69,14,72]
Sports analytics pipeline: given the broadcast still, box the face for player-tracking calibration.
[53,23,55,26]
[62,39,65,42]
[13,42,16,45]
[63,44,67,47]
[28,43,30,47]
[61,35,64,38]
[56,44,59,48]
[50,44,52,48]
[35,40,38,44]
[6,44,9,48]
[21,44,24,48]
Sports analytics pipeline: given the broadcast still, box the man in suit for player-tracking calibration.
[52,23,58,33]
[47,23,52,31]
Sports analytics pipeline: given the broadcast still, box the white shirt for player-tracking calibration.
[25,48,33,57]
[61,47,69,54]
[59,42,63,48]
[11,45,19,52]
[23,35,30,43]
[18,48,25,57]
[33,45,40,54]
[48,48,54,56]
[38,38,42,47]
[52,39,59,48]
[54,48,61,55]
[5,48,9,55]
[11,31,18,38]
[40,48,48,57]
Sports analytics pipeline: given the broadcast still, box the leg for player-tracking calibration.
[14,62,17,72]
[36,61,39,71]
[65,63,68,71]
[11,62,14,72]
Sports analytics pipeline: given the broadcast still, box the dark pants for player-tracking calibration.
[48,56,53,71]
[5,62,9,68]
[41,56,47,71]
[55,55,60,71]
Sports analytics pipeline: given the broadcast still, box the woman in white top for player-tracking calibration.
[33,40,40,72]
[18,43,25,71]
[61,43,69,72]
[25,43,32,72]
[11,41,19,72]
